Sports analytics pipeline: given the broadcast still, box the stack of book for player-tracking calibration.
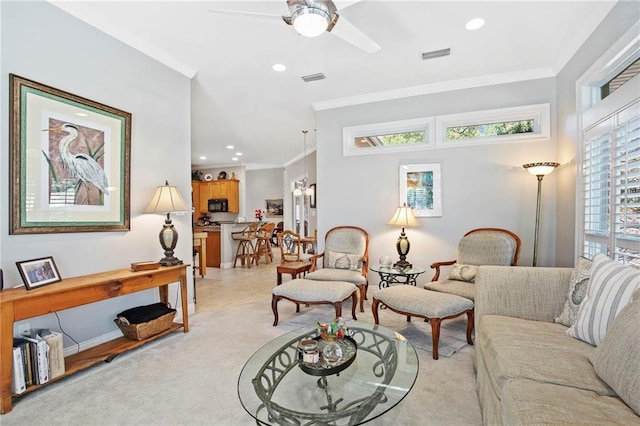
[12,329,65,395]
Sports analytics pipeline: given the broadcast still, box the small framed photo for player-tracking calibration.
[16,256,62,290]
[265,198,284,217]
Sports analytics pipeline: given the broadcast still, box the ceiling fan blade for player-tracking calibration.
[329,14,380,54]
[207,8,285,23]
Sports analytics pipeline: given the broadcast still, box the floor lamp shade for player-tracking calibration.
[387,203,420,268]
[145,181,190,266]
[522,162,559,266]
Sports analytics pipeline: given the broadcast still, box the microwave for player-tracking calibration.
[208,198,229,213]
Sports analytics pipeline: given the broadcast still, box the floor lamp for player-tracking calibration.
[522,162,559,266]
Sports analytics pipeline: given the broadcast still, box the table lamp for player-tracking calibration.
[145,181,190,266]
[387,203,420,268]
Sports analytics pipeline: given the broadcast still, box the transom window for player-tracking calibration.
[355,130,425,148]
[435,103,550,148]
[343,117,434,157]
[343,104,550,156]
[446,119,534,140]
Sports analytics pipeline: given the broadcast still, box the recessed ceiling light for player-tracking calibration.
[466,18,485,31]
[232,157,238,161]
[226,145,234,149]
[75,112,88,117]
[272,63,286,72]
[235,152,243,156]
[199,156,207,160]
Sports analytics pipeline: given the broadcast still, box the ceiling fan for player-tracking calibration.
[208,0,381,54]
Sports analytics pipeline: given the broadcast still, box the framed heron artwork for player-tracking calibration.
[9,74,131,234]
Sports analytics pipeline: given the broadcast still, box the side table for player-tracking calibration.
[276,261,312,285]
[370,265,426,288]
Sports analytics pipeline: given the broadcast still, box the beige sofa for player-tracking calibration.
[474,265,640,425]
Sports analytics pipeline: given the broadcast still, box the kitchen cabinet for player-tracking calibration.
[192,179,239,215]
[206,231,221,267]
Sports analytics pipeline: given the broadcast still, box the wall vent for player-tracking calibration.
[301,73,326,83]
[421,48,451,60]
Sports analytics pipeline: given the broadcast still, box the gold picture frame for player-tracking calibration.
[9,74,131,234]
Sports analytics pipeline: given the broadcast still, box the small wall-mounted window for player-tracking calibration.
[343,117,435,157]
[435,103,550,148]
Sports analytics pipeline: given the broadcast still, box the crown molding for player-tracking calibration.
[312,67,556,111]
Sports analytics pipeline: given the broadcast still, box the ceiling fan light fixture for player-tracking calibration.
[292,8,330,37]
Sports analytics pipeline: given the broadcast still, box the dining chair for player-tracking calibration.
[231,222,259,268]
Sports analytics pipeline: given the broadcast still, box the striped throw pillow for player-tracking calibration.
[567,253,640,346]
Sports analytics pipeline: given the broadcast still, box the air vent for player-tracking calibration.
[421,48,451,60]
[301,73,326,83]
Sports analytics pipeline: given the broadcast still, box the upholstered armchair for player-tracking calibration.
[306,226,369,312]
[423,228,521,301]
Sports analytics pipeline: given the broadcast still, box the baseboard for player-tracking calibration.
[63,302,196,357]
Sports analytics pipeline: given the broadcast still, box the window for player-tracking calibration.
[578,22,640,263]
[343,117,434,157]
[446,119,534,140]
[582,101,640,263]
[601,57,640,100]
[435,103,550,148]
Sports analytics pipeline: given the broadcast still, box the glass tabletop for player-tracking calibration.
[370,265,427,275]
[237,323,419,425]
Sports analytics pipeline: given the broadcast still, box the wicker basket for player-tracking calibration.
[114,310,176,341]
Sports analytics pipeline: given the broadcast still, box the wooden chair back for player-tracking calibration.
[277,230,302,264]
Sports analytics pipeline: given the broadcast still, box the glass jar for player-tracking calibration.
[299,339,319,364]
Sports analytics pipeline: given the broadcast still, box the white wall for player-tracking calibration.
[554,1,640,267]
[316,79,558,287]
[1,2,192,347]
[246,167,285,222]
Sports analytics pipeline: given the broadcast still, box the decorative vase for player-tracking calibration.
[322,339,343,364]
[380,256,392,267]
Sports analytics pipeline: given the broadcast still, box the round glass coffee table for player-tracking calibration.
[237,323,419,425]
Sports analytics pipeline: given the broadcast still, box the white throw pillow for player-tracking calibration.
[447,263,478,283]
[567,253,640,346]
[554,256,592,327]
[327,251,362,270]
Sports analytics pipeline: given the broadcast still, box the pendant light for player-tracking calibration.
[294,130,314,196]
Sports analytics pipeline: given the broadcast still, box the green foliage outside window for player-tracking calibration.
[358,131,424,147]
[446,120,534,140]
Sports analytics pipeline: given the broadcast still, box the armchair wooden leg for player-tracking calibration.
[372,298,380,324]
[350,291,357,320]
[334,302,342,319]
[430,318,442,360]
[466,309,475,345]
[271,295,280,326]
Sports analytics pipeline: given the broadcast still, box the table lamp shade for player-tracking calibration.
[387,203,419,269]
[387,203,420,228]
[146,181,190,266]
[145,181,189,214]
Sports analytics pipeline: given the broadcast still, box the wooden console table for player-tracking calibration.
[0,264,189,414]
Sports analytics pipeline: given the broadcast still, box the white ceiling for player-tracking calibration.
[51,0,617,169]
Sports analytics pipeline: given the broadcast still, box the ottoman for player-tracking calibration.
[272,278,358,326]
[372,286,474,359]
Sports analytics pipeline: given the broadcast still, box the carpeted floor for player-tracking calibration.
[2,261,483,425]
